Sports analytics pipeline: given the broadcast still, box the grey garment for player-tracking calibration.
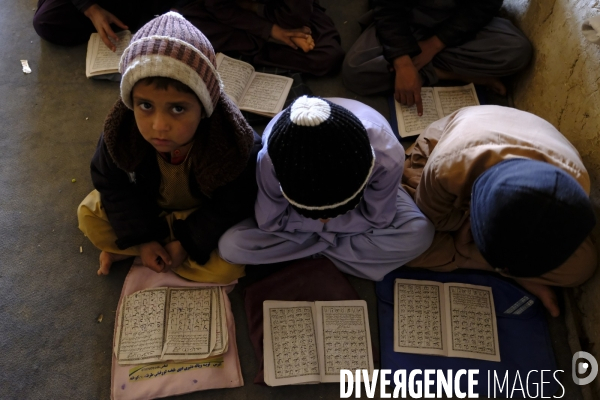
[218,186,435,281]
[342,17,532,96]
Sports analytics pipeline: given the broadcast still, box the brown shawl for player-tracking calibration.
[102,91,255,197]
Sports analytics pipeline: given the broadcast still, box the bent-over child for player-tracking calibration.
[77,12,262,283]
[219,96,435,281]
[402,105,597,317]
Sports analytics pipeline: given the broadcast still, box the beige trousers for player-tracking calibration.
[406,219,597,287]
[77,190,245,284]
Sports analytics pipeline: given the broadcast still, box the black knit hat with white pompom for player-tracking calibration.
[267,96,375,220]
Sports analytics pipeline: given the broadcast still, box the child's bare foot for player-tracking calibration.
[291,35,315,53]
[516,279,560,317]
[98,251,130,276]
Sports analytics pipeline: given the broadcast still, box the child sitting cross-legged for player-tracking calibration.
[77,12,261,283]
[218,96,435,281]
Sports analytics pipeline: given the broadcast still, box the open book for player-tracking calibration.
[263,300,374,386]
[393,83,480,138]
[394,279,500,362]
[85,30,132,79]
[114,286,228,365]
[216,53,293,117]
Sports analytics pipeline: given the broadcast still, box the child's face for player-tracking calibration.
[132,81,202,153]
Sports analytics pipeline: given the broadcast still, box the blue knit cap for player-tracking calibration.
[470,158,595,277]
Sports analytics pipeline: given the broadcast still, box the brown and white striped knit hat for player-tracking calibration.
[119,12,223,117]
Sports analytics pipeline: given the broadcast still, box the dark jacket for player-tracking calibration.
[91,97,262,264]
[373,0,503,62]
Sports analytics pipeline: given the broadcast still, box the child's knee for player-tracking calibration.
[217,228,242,262]
[77,190,104,230]
[32,12,52,41]
[341,57,362,93]
[305,44,344,76]
[341,53,389,96]
[173,250,245,284]
[404,216,436,257]
[502,34,533,73]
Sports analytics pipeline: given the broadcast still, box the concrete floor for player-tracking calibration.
[0,0,586,399]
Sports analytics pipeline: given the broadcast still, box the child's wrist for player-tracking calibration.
[83,3,100,18]
[427,35,445,52]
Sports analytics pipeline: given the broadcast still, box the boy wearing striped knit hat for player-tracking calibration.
[77,12,262,283]
[219,96,435,281]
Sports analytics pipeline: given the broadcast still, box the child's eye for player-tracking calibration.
[138,102,152,111]
[172,106,185,114]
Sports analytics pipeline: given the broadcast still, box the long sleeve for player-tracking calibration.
[410,114,472,232]
[204,0,272,40]
[415,162,469,232]
[90,134,169,249]
[373,0,421,62]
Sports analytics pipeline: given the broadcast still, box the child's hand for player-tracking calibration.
[291,35,315,52]
[164,241,188,270]
[270,24,311,50]
[412,35,445,71]
[83,4,128,52]
[139,241,172,273]
[392,55,423,116]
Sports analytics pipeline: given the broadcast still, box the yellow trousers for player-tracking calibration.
[77,190,245,284]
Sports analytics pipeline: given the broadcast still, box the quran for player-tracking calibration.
[263,300,374,386]
[394,279,500,362]
[85,30,131,79]
[216,53,293,117]
[114,287,228,365]
[391,83,480,138]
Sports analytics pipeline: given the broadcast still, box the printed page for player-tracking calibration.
[433,83,480,116]
[395,88,443,138]
[315,300,374,383]
[393,279,447,356]
[162,287,215,360]
[212,288,228,355]
[85,36,95,77]
[116,288,168,365]
[444,283,501,362]
[263,301,321,386]
[238,73,293,116]
[215,53,255,104]
[87,30,131,76]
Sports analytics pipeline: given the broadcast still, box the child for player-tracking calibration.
[77,12,262,283]
[219,96,435,281]
[33,0,176,48]
[402,105,597,317]
[342,0,532,113]
[180,0,344,76]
